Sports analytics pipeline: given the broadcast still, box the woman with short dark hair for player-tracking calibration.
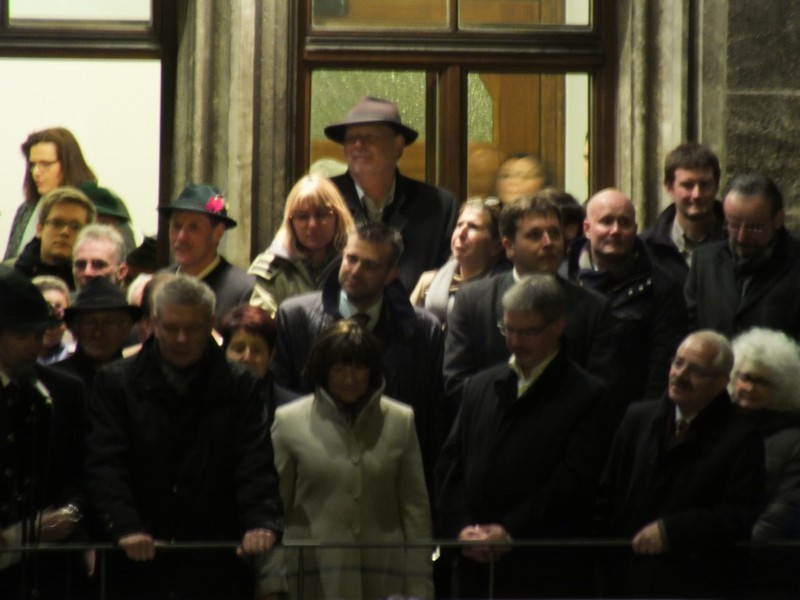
[263,319,433,600]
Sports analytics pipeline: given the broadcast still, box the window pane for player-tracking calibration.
[467,71,589,203]
[0,58,161,247]
[10,0,151,21]
[309,70,427,181]
[312,0,448,31]
[459,0,591,30]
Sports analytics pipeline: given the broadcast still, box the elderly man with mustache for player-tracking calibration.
[597,330,766,599]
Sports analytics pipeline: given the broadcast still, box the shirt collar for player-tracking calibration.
[178,254,221,281]
[509,350,558,399]
[338,290,382,332]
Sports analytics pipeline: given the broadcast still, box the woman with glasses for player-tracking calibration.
[249,174,355,317]
[410,197,504,325]
[262,319,432,600]
[5,127,97,261]
[730,328,800,597]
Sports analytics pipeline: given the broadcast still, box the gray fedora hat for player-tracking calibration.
[324,96,419,145]
[158,183,237,229]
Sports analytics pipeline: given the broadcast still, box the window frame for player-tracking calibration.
[295,0,616,200]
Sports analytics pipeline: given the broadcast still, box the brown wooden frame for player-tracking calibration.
[295,0,616,201]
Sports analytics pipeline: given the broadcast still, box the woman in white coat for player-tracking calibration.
[264,319,433,600]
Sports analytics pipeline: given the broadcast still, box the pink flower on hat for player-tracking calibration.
[205,194,226,215]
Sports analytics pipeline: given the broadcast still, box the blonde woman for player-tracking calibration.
[249,174,355,316]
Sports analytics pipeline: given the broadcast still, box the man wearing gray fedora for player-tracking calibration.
[0,266,89,599]
[325,96,459,293]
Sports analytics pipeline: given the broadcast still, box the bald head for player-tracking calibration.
[583,188,638,269]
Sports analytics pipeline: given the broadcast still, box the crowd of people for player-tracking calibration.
[1,97,799,600]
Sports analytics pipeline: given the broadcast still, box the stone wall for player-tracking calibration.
[726,1,800,228]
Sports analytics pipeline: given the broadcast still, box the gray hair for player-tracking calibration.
[687,330,734,376]
[152,275,216,320]
[74,223,127,266]
[731,327,800,412]
[502,273,567,324]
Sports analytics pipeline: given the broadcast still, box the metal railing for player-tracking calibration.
[1,537,796,599]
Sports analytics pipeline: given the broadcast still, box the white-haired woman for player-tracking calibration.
[731,327,800,597]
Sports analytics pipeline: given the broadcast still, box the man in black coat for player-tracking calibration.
[325,96,459,292]
[158,183,255,321]
[436,274,614,599]
[270,222,444,486]
[444,192,617,417]
[85,275,283,600]
[54,277,142,391]
[641,142,726,290]
[0,267,88,599]
[598,330,765,598]
[561,188,687,405]
[686,173,800,338]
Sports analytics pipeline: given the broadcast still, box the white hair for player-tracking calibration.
[730,327,800,412]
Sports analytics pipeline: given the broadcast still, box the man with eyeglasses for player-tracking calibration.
[72,224,129,293]
[642,143,726,290]
[686,173,800,337]
[53,277,141,391]
[11,186,96,290]
[436,274,614,599]
[158,183,255,321]
[324,96,459,292]
[598,330,765,598]
[444,191,617,416]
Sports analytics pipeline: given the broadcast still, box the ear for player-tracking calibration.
[501,236,515,260]
[116,263,130,285]
[211,222,226,245]
[774,209,785,230]
[583,218,591,236]
[551,316,567,339]
[383,265,399,287]
[36,222,43,239]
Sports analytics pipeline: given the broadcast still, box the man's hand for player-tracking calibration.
[118,532,156,561]
[632,521,665,555]
[237,528,277,557]
[457,523,512,563]
[37,505,81,542]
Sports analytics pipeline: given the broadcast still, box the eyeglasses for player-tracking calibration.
[671,357,721,378]
[497,320,549,338]
[73,259,111,272]
[725,221,764,235]
[44,218,84,233]
[343,132,391,146]
[28,159,59,172]
[290,209,335,224]
[736,372,772,387]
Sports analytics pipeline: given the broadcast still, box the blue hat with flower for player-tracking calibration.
[158,183,237,229]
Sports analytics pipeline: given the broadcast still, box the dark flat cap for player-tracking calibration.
[64,277,142,325]
[0,267,60,332]
[324,96,419,145]
[80,182,131,222]
[157,183,237,229]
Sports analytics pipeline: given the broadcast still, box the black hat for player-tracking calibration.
[80,182,131,222]
[64,278,143,326]
[157,183,237,229]
[324,96,419,146]
[0,266,61,332]
[126,236,158,270]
